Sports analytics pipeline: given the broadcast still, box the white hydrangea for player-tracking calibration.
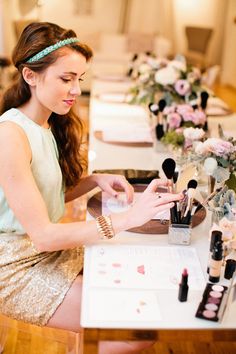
[155,66,180,85]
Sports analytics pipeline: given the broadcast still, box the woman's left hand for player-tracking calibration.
[91,173,134,203]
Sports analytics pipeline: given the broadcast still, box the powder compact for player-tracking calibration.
[195,283,228,322]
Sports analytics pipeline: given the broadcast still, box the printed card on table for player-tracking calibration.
[88,289,162,322]
[102,192,170,220]
[88,245,205,291]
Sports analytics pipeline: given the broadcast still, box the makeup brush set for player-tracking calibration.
[162,158,199,245]
[149,91,210,145]
[149,99,167,141]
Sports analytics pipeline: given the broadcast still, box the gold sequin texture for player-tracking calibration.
[0,233,84,326]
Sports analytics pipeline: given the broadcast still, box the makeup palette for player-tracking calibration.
[195,283,228,322]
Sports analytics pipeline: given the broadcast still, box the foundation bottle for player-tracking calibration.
[209,240,223,283]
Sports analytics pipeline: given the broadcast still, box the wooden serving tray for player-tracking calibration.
[94,130,153,148]
[87,186,206,235]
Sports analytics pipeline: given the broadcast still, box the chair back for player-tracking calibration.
[185,26,213,54]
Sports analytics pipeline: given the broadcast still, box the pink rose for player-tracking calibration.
[167,112,182,129]
[176,104,193,115]
[163,106,176,115]
[196,138,235,157]
[213,140,235,157]
[174,80,191,96]
[192,110,207,125]
[182,112,196,123]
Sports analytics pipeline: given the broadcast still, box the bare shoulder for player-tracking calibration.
[0,120,31,160]
[0,120,27,139]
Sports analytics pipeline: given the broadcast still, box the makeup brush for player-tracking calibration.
[127,67,133,77]
[162,158,176,192]
[162,158,178,222]
[148,102,159,116]
[148,103,163,140]
[172,170,179,193]
[127,53,138,76]
[183,179,198,219]
[156,99,166,140]
[200,91,209,131]
[132,53,138,62]
[189,92,198,110]
[200,91,209,110]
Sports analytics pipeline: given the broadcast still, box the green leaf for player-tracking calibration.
[225,173,236,192]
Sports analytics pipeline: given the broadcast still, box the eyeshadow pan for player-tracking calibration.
[205,303,218,311]
[207,297,220,304]
[212,285,224,292]
[209,290,222,298]
[203,310,216,318]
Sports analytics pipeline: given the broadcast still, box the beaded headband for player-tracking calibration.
[26,37,79,63]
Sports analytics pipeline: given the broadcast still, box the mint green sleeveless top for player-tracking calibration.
[0,108,65,234]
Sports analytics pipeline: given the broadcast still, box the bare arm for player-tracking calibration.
[0,122,181,253]
[65,174,134,203]
[65,175,98,202]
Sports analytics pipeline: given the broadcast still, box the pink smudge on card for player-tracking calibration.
[137,265,145,275]
[112,263,122,268]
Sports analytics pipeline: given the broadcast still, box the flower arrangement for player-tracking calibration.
[161,103,206,149]
[194,137,236,183]
[128,54,204,106]
[208,187,236,221]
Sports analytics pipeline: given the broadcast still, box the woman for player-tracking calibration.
[0,22,181,353]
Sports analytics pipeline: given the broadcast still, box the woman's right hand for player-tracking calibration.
[125,179,183,229]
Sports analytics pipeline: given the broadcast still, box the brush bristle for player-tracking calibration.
[155,124,164,140]
[200,91,209,109]
[173,171,179,184]
[187,179,198,189]
[149,103,159,115]
[158,99,166,112]
[162,158,176,179]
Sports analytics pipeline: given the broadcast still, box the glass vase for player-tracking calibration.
[194,161,208,186]
[211,209,224,227]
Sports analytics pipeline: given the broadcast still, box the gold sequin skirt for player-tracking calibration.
[0,233,84,326]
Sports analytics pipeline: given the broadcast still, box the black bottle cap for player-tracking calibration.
[224,259,236,280]
[209,274,220,283]
[210,230,222,251]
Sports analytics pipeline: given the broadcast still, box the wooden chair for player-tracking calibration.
[185,26,213,69]
[0,314,82,354]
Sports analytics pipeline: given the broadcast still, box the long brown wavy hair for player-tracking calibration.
[0,22,93,189]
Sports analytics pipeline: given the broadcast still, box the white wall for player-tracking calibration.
[172,0,227,64]
[3,0,124,55]
[11,0,123,34]
[126,0,174,39]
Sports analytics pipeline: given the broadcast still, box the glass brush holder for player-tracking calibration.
[168,223,192,245]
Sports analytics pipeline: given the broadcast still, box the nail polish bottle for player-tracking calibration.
[207,230,222,273]
[209,240,223,283]
[178,268,189,302]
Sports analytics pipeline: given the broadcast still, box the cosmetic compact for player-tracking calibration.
[195,283,228,322]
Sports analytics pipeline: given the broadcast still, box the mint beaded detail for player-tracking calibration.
[27,37,79,63]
